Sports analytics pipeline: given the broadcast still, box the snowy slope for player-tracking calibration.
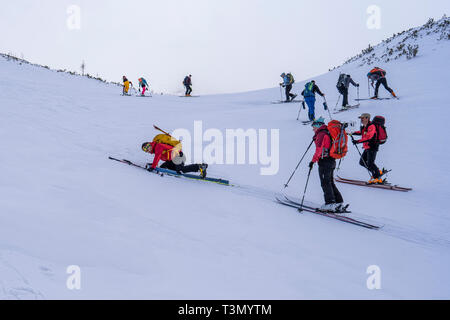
[1,18,450,299]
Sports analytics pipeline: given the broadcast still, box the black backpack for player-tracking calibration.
[336,74,346,93]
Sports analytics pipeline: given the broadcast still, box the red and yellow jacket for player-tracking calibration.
[149,142,176,169]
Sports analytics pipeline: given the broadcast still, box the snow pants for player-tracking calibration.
[360,149,381,179]
[304,96,316,121]
[160,161,200,174]
[374,78,393,97]
[342,87,349,106]
[185,85,192,96]
[285,84,295,101]
[318,158,343,205]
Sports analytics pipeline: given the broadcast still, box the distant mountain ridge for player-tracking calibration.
[330,15,449,71]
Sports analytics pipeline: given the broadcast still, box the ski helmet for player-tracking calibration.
[142,142,152,153]
[312,117,325,128]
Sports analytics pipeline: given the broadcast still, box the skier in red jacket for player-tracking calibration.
[142,141,208,178]
[351,113,383,184]
[309,117,344,212]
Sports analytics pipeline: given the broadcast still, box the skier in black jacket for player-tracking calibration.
[337,74,359,108]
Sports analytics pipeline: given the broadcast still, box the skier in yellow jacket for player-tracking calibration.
[122,76,133,95]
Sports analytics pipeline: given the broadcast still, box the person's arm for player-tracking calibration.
[349,78,358,87]
[358,125,376,143]
[312,134,328,163]
[151,144,163,169]
[314,85,324,97]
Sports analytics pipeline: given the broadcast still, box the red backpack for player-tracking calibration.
[372,116,388,145]
[370,67,387,77]
[327,120,348,159]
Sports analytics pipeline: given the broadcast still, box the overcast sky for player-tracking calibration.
[0,0,448,94]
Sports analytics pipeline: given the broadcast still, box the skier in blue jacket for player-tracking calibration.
[138,78,149,96]
[301,80,325,121]
[280,73,297,102]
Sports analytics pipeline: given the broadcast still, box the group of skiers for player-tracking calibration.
[282,66,396,115]
[283,66,395,212]
[130,67,394,213]
[122,75,194,97]
[308,112,388,212]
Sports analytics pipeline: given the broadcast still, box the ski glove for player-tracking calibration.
[309,161,314,169]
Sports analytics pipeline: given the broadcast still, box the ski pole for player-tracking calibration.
[357,86,360,102]
[350,135,372,179]
[298,166,313,213]
[153,125,173,137]
[323,96,333,121]
[280,84,283,102]
[284,139,314,188]
[334,94,341,111]
[296,100,305,121]
[367,78,370,97]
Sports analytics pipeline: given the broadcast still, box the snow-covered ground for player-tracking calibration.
[1,18,449,299]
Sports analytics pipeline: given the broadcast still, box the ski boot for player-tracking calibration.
[368,177,384,185]
[370,96,378,100]
[334,203,350,214]
[319,203,339,213]
[391,91,397,98]
[290,94,298,101]
[199,164,208,179]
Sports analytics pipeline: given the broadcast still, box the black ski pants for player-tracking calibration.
[285,84,295,101]
[318,158,343,205]
[375,78,393,97]
[359,149,381,178]
[161,161,199,174]
[342,87,349,106]
[185,85,192,95]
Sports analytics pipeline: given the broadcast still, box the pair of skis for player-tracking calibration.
[333,104,361,114]
[275,196,381,230]
[109,157,231,186]
[355,97,398,101]
[335,176,412,192]
[272,99,303,104]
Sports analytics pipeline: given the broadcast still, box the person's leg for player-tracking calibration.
[175,163,200,174]
[381,78,393,94]
[319,160,336,204]
[342,88,349,106]
[189,86,192,95]
[329,160,343,204]
[285,85,291,101]
[366,149,381,178]
[160,161,176,171]
[305,97,316,121]
[374,80,381,97]
[359,149,369,169]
